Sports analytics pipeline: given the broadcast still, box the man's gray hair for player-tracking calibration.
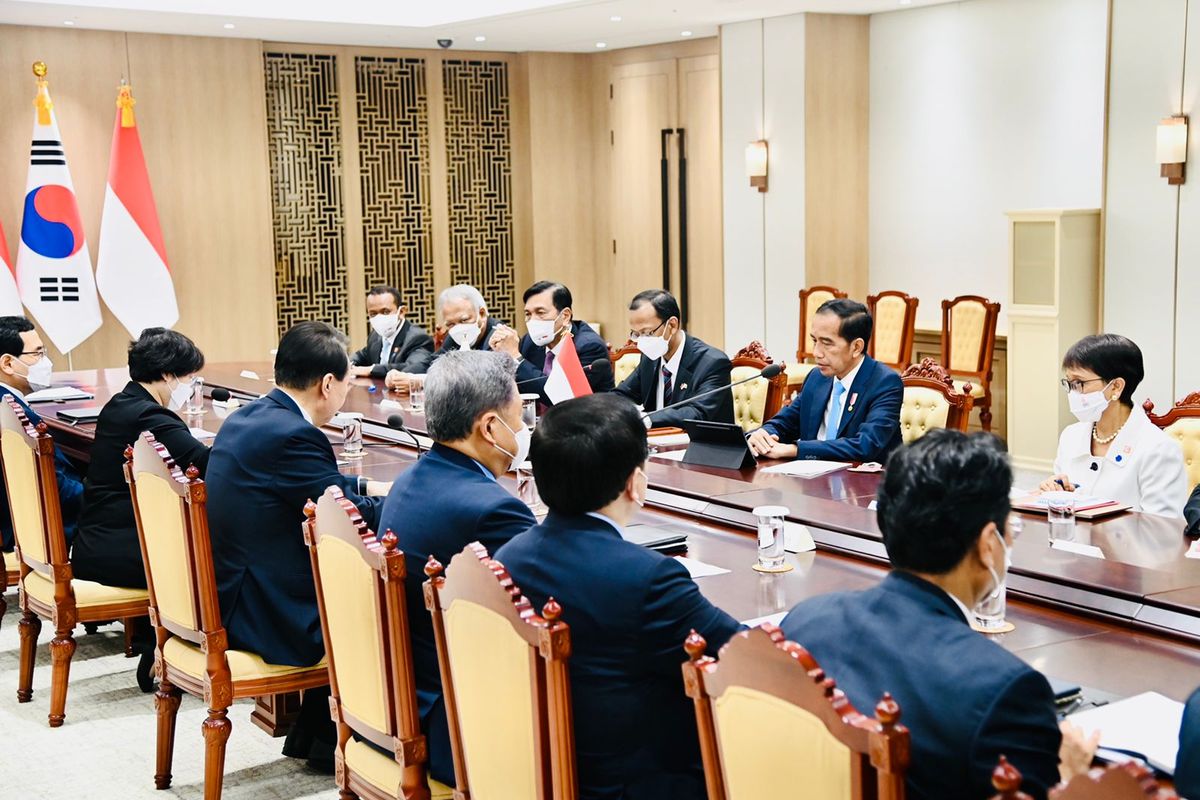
[424,350,517,442]
[438,284,486,314]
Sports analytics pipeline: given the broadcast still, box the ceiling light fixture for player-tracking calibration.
[63,20,74,25]
[475,35,486,42]
[681,30,693,37]
[596,42,607,48]
[223,22,235,29]
[899,0,913,5]
[610,15,622,22]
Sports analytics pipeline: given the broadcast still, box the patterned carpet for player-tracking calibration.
[0,598,339,799]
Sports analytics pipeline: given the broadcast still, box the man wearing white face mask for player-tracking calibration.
[385,283,504,393]
[376,349,536,785]
[349,285,434,379]
[1038,334,1187,518]
[781,430,1098,800]
[487,281,614,405]
[0,316,83,552]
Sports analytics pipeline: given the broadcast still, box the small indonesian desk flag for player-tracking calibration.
[543,333,593,405]
[0,220,23,316]
[16,61,102,353]
[96,83,178,338]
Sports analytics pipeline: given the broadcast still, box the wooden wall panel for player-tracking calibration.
[805,14,869,301]
[679,54,724,348]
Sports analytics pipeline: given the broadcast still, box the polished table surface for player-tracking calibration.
[32,363,1200,702]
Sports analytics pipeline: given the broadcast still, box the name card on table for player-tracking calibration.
[1050,539,1106,559]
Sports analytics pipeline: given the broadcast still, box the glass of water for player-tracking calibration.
[410,380,425,414]
[520,393,539,429]
[341,412,364,460]
[974,578,1007,631]
[1044,491,1077,540]
[186,377,205,416]
[752,505,792,573]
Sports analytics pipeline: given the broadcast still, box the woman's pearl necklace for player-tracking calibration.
[1091,421,1121,445]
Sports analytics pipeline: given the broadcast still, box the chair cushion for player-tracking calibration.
[344,738,454,799]
[613,353,640,386]
[952,379,986,399]
[21,569,148,609]
[901,387,952,444]
[785,362,817,387]
[162,636,326,683]
[1164,418,1200,489]
[731,366,769,432]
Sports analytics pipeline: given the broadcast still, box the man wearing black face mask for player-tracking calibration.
[376,349,535,785]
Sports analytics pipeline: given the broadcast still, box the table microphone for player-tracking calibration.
[210,388,240,419]
[387,413,425,457]
[642,363,785,422]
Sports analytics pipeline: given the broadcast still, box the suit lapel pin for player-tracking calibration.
[680,383,688,392]
[847,392,858,413]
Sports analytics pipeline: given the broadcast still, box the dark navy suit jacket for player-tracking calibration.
[780,571,1061,800]
[495,512,741,800]
[516,321,614,404]
[206,389,383,667]
[1185,483,1200,537]
[376,443,535,783]
[760,355,902,462]
[1178,686,1200,799]
[614,335,734,428]
[350,321,435,378]
[0,387,84,550]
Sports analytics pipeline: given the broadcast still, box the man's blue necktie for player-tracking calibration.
[825,381,846,441]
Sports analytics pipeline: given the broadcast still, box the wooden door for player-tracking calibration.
[678,54,723,348]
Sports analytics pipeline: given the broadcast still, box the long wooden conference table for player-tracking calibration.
[29,363,1200,713]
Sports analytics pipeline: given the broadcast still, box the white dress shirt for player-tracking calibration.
[377,319,407,366]
[1051,404,1188,519]
[655,334,687,411]
[816,357,864,440]
[585,511,625,537]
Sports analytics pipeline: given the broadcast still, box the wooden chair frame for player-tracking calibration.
[989,754,1178,800]
[866,291,919,372]
[900,358,975,435]
[683,624,909,800]
[2,397,147,727]
[304,487,433,800]
[1143,391,1200,429]
[730,341,787,424]
[126,433,328,799]
[796,286,849,364]
[424,543,577,800]
[940,295,1000,432]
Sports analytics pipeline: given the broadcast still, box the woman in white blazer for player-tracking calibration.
[1039,334,1187,519]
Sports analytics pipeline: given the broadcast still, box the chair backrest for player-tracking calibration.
[424,543,576,800]
[940,295,1000,380]
[1144,392,1200,488]
[126,432,220,647]
[867,291,919,371]
[899,359,974,444]
[730,341,787,432]
[797,286,849,362]
[609,340,640,386]
[305,487,428,785]
[989,755,1178,800]
[683,625,909,800]
[0,396,68,578]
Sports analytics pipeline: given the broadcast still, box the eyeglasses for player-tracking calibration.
[1060,377,1105,394]
[628,320,668,341]
[18,349,46,360]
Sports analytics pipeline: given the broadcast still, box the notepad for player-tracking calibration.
[674,556,730,579]
[1069,691,1184,773]
[25,386,93,403]
[760,460,849,478]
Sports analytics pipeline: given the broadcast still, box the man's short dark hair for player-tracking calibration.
[523,281,572,312]
[0,317,35,359]
[127,328,205,383]
[877,429,1011,575]
[815,298,873,348]
[274,321,350,390]
[531,394,648,515]
[367,285,402,309]
[1062,334,1143,407]
[629,289,681,324]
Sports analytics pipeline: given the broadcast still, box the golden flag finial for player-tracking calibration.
[32,62,52,126]
[32,61,47,79]
[116,83,136,128]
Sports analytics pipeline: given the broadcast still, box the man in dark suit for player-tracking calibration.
[350,285,434,379]
[614,289,734,427]
[496,394,741,799]
[385,283,505,393]
[1178,686,1200,799]
[0,316,83,550]
[376,349,536,784]
[206,321,390,771]
[1186,483,1200,536]
[780,430,1097,800]
[747,298,902,462]
[487,280,614,406]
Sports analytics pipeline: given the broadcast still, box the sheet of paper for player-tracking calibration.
[24,387,93,402]
[1015,493,1115,511]
[650,450,687,462]
[674,556,731,579]
[784,522,816,553]
[741,611,787,628]
[239,370,261,380]
[1069,692,1184,773]
[760,460,849,479]
[867,500,879,511]
[189,427,216,441]
[648,433,690,447]
[1050,539,1106,559]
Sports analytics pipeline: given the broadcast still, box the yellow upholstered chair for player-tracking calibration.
[988,753,1178,800]
[940,295,1000,432]
[867,291,919,372]
[729,341,787,432]
[424,543,577,800]
[683,625,909,800]
[1144,392,1200,489]
[304,487,452,800]
[1,397,148,727]
[789,285,849,393]
[609,340,641,387]
[899,359,974,444]
[126,432,328,800]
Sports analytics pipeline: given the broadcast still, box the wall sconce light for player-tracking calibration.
[745,140,768,192]
[1157,115,1188,185]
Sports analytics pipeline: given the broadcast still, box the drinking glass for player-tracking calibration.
[753,505,792,573]
[341,412,364,460]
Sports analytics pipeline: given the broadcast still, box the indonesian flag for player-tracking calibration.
[16,65,103,354]
[0,221,22,315]
[96,84,178,338]
[544,334,593,405]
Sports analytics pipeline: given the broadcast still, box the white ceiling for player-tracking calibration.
[0,0,962,52]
